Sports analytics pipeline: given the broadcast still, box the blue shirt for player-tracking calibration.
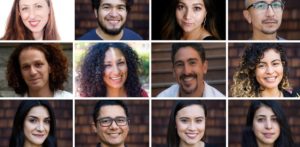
[78,28,143,40]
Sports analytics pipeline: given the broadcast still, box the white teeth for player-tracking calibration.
[183,77,194,82]
[109,133,119,137]
[111,77,121,80]
[265,77,276,82]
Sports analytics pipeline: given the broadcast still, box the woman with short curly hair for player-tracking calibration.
[79,43,148,97]
[6,43,72,97]
[231,43,299,97]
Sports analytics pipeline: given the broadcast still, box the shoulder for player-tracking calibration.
[283,89,300,97]
[205,143,218,147]
[156,84,179,97]
[203,36,218,40]
[122,28,143,40]
[140,89,149,97]
[54,90,73,97]
[203,82,225,97]
[78,29,102,40]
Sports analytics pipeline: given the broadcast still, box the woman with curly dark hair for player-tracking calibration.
[6,43,72,97]
[79,43,148,97]
[231,43,299,97]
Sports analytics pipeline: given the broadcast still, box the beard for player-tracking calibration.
[179,73,198,95]
[97,19,125,35]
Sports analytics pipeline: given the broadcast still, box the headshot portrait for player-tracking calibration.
[152,0,225,40]
[229,0,300,40]
[75,100,149,147]
[0,100,72,147]
[75,0,149,40]
[0,43,73,97]
[0,0,74,40]
[152,43,225,97]
[229,100,300,147]
[152,100,225,147]
[229,43,300,97]
[75,42,149,97]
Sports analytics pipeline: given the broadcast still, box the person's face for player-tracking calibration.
[19,0,50,34]
[176,0,207,33]
[95,0,127,35]
[19,48,51,92]
[23,106,50,146]
[243,0,283,35]
[103,48,128,90]
[252,105,280,147]
[176,104,206,146]
[93,105,129,146]
[255,49,283,91]
[173,47,207,95]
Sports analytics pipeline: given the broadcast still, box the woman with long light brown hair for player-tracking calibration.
[1,0,60,40]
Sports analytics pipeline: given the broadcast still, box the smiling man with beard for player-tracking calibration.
[243,0,285,40]
[79,0,142,40]
[157,43,224,97]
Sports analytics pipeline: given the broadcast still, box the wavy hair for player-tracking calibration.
[167,100,207,147]
[6,43,69,96]
[242,100,294,147]
[231,43,290,97]
[9,100,57,147]
[161,0,220,40]
[1,0,60,40]
[79,43,143,97]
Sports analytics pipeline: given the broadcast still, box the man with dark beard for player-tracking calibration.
[157,43,224,97]
[243,0,285,40]
[79,0,142,40]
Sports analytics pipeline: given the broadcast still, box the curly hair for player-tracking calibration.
[79,43,143,97]
[231,43,290,97]
[6,43,69,96]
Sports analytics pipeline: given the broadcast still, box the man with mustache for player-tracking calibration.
[157,43,224,97]
[243,0,285,40]
[79,0,142,40]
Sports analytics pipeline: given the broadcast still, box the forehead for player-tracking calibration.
[177,104,205,117]
[19,0,48,5]
[260,49,281,60]
[104,48,125,61]
[248,0,280,4]
[178,0,204,5]
[255,105,275,116]
[175,46,201,61]
[98,105,126,117]
[19,48,47,61]
[100,0,126,5]
[27,106,50,117]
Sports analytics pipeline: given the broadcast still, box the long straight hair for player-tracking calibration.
[1,0,60,40]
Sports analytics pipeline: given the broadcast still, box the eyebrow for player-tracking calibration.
[258,59,281,64]
[27,115,50,119]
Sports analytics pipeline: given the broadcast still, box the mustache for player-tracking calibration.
[262,19,278,24]
[180,74,197,80]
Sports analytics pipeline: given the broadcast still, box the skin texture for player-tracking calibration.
[93,105,129,147]
[176,105,205,147]
[19,0,50,40]
[103,48,128,97]
[173,46,207,97]
[23,106,50,147]
[252,105,280,147]
[176,0,210,39]
[19,48,52,97]
[243,0,283,40]
[255,49,283,97]
[94,0,127,40]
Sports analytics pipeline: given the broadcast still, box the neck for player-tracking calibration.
[28,86,53,97]
[33,31,44,40]
[100,143,125,147]
[252,31,278,40]
[181,27,211,40]
[179,140,204,147]
[180,81,205,97]
[96,27,123,40]
[257,142,274,147]
[24,140,42,147]
[106,87,127,97]
[260,88,282,97]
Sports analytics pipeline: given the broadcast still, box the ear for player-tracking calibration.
[94,9,98,18]
[243,10,252,24]
[202,60,208,74]
[91,122,98,134]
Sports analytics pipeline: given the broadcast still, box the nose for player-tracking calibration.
[29,8,36,19]
[29,66,38,75]
[111,64,120,74]
[265,119,273,129]
[265,65,275,74]
[183,8,192,20]
[36,123,45,132]
[183,64,192,74]
[109,120,119,129]
[187,121,196,130]
[266,5,275,17]
[108,8,118,17]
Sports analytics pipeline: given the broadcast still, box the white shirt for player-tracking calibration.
[157,82,225,97]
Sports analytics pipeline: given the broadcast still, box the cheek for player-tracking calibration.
[20,12,29,20]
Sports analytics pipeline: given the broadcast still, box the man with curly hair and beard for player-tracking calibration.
[79,43,148,97]
[157,43,224,97]
[79,0,142,40]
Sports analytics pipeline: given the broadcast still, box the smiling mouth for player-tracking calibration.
[263,133,274,138]
[107,20,120,25]
[186,133,198,139]
[33,134,45,138]
[29,20,40,27]
[264,76,277,82]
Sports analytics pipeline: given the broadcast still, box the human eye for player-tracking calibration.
[101,5,111,10]
[44,118,51,124]
[253,2,268,10]
[100,118,112,125]
[271,1,283,9]
[28,117,38,123]
[194,6,202,11]
[257,63,266,69]
[35,62,44,68]
[175,62,184,68]
[36,4,43,9]
[176,4,185,10]
[118,5,126,11]
[256,117,265,122]
[116,117,127,124]
[22,65,30,70]
[20,6,29,11]
[271,117,278,122]
[195,118,204,123]
[179,118,189,123]
[118,61,126,66]
[272,61,281,66]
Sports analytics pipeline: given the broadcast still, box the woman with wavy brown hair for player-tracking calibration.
[1,0,60,40]
[231,43,299,97]
[6,43,72,97]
